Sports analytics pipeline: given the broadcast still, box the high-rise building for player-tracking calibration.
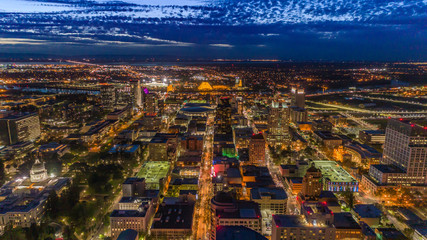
[100,83,116,110]
[268,102,290,146]
[301,165,323,199]
[131,80,143,108]
[115,84,133,108]
[290,106,308,124]
[143,92,157,114]
[249,133,266,166]
[0,112,41,146]
[381,119,427,185]
[216,97,232,134]
[291,87,305,109]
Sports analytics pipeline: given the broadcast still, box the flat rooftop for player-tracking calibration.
[312,161,357,183]
[216,226,267,240]
[151,203,194,230]
[354,204,382,218]
[371,164,406,174]
[136,161,170,189]
[273,215,308,228]
[251,187,288,200]
[333,212,361,229]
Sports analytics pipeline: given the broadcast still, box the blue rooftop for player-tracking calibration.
[354,204,382,218]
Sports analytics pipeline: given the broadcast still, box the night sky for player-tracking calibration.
[0,0,426,60]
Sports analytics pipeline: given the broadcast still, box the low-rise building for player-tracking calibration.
[312,161,359,192]
[122,178,146,197]
[353,204,382,227]
[216,226,268,240]
[250,187,288,215]
[272,215,335,240]
[110,206,154,240]
[151,202,195,239]
[211,192,262,240]
[313,131,342,149]
[359,130,386,144]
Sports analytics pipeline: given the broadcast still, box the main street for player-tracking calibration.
[194,114,214,240]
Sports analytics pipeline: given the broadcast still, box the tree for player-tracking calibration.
[343,190,355,209]
[61,182,80,212]
[45,191,59,220]
[0,160,5,184]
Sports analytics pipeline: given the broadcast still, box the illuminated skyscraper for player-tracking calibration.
[291,87,305,109]
[100,83,116,110]
[381,119,427,185]
[249,133,266,166]
[268,101,290,146]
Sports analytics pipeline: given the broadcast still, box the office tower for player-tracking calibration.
[0,112,41,146]
[249,133,266,166]
[381,119,427,185]
[291,87,305,109]
[290,106,308,123]
[301,165,323,199]
[100,83,116,110]
[268,101,290,146]
[216,97,232,134]
[115,84,133,108]
[143,92,157,114]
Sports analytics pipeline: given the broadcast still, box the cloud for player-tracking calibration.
[143,36,194,46]
[209,44,233,48]
[0,38,47,45]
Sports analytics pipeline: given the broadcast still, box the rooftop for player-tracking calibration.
[273,215,308,228]
[136,161,170,189]
[333,212,362,229]
[354,204,382,218]
[117,229,138,240]
[216,226,267,240]
[313,131,341,140]
[312,160,357,183]
[151,203,194,230]
[251,187,288,200]
[371,164,406,174]
[123,177,145,185]
[110,209,148,218]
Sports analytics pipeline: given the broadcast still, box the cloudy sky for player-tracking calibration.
[0,0,426,60]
